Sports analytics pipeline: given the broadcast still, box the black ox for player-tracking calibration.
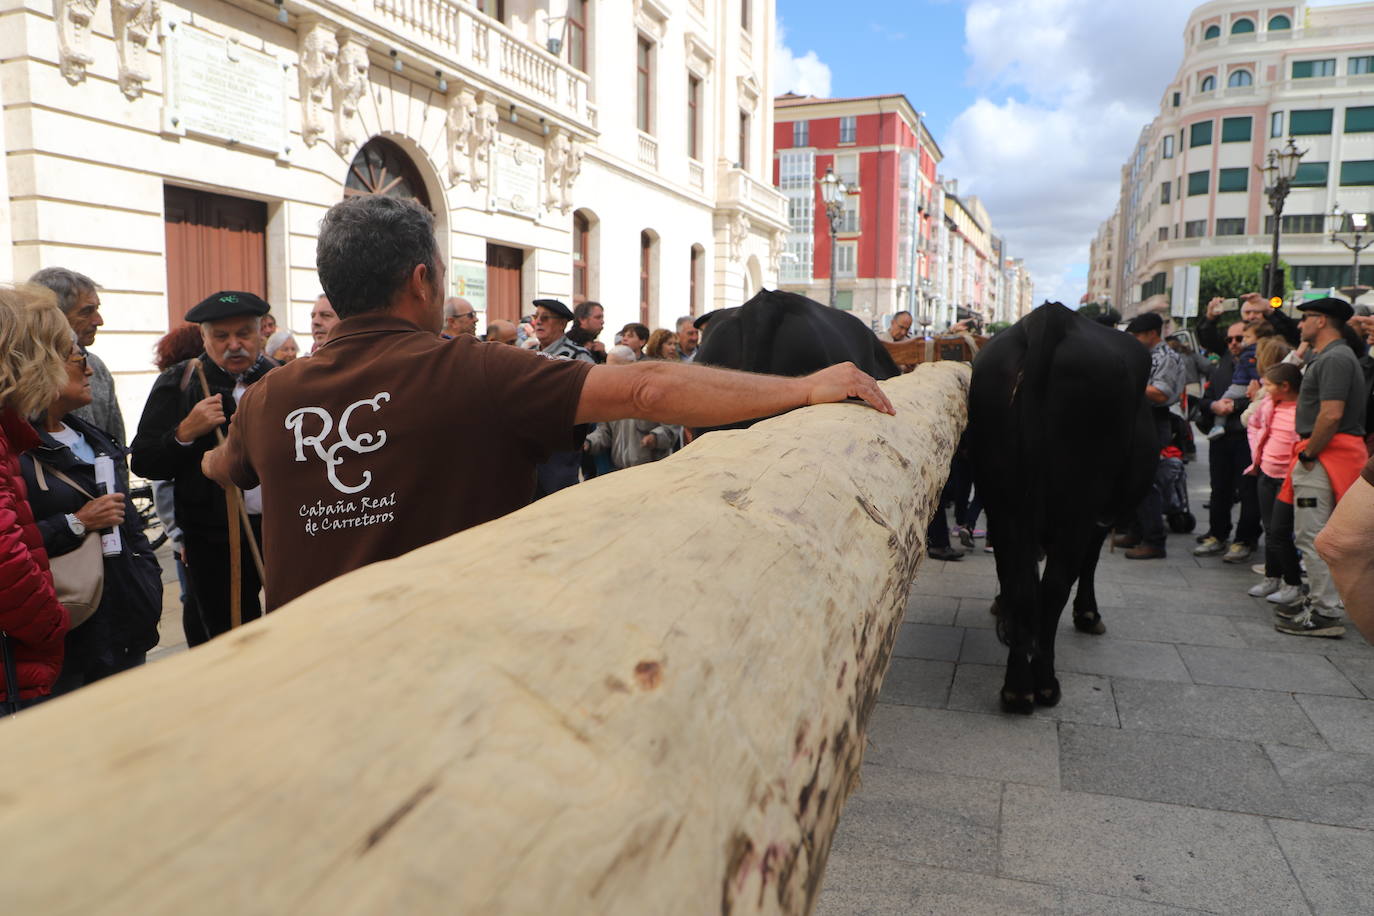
[968,303,1156,713]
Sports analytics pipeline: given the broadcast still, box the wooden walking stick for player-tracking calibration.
[189,361,267,629]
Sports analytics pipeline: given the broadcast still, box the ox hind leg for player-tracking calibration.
[1071,525,1111,635]
[1030,533,1102,708]
[994,539,1043,715]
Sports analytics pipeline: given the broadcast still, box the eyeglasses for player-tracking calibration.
[1227,335,1245,342]
[67,353,88,371]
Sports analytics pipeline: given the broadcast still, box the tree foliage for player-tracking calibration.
[1197,253,1291,305]
[1077,302,1105,318]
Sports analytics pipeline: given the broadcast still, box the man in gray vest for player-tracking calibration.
[531,299,594,496]
[29,267,126,446]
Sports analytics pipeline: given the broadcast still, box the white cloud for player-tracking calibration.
[773,21,833,98]
[941,0,1200,307]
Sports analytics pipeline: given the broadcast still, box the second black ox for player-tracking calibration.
[967,302,1157,714]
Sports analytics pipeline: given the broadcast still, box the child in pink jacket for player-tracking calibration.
[1245,363,1303,605]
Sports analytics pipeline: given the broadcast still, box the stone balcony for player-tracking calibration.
[714,160,788,230]
[304,0,595,134]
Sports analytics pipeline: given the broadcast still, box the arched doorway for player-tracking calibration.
[344,136,433,210]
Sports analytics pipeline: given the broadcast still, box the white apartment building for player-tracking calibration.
[1104,0,1374,316]
[1087,209,1119,307]
[1,0,787,420]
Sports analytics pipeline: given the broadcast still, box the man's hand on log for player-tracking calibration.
[804,363,896,415]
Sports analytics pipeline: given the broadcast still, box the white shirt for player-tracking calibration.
[233,380,264,516]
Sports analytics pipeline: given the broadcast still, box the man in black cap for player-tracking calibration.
[530,298,595,496]
[1114,311,1186,559]
[131,291,277,645]
[1277,297,1368,638]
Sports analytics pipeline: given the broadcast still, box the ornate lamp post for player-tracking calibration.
[818,166,847,308]
[1328,204,1374,299]
[1257,137,1306,298]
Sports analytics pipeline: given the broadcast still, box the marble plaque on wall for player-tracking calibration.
[492,139,543,219]
[164,24,288,155]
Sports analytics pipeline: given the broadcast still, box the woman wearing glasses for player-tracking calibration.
[0,283,71,713]
[19,333,163,695]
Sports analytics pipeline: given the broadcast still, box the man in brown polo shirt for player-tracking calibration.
[204,195,893,610]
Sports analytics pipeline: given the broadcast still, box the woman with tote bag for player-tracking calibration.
[20,337,162,695]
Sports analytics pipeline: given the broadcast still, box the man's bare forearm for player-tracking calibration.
[1305,407,1342,456]
[201,444,233,488]
[575,360,894,427]
[625,362,810,426]
[1316,479,1374,643]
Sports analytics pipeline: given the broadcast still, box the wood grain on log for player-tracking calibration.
[0,362,970,915]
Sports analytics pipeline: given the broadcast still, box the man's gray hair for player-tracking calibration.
[675,315,695,332]
[316,196,437,320]
[28,267,97,314]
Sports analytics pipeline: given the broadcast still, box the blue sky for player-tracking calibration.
[772,0,1350,308]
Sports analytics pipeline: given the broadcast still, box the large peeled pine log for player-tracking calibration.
[0,362,970,915]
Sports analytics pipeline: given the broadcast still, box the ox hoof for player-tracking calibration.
[1035,681,1062,708]
[1000,690,1035,715]
[1073,614,1106,635]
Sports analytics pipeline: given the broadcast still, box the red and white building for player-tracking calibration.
[772,93,943,329]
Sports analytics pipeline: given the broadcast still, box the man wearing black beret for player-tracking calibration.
[529,298,595,496]
[131,291,278,645]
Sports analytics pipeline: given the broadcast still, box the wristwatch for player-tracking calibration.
[65,513,86,536]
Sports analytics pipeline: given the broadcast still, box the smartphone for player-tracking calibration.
[1221,298,1239,310]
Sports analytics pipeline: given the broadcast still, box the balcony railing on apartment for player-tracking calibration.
[637,133,659,170]
[1195,22,1365,50]
[367,0,593,129]
[715,161,787,225]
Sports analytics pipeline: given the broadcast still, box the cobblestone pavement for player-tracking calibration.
[817,450,1374,915]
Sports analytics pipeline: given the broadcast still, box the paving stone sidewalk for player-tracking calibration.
[817,451,1374,915]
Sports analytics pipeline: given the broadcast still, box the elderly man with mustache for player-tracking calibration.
[131,292,277,645]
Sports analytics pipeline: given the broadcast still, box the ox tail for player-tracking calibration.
[999,302,1075,649]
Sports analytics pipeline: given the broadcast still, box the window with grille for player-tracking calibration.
[636,37,653,133]
[1292,60,1336,79]
[1340,160,1374,186]
[1290,109,1333,135]
[839,116,857,144]
[1265,214,1326,233]
[1158,226,1170,241]
[1346,107,1374,133]
[792,120,809,147]
[1222,116,1251,142]
[1184,220,1207,238]
[1351,57,1374,75]
[1292,161,1329,187]
[779,151,814,189]
[840,196,859,233]
[1228,70,1253,88]
[835,242,857,278]
[1200,75,1216,93]
[1216,218,1246,236]
[1218,168,1248,192]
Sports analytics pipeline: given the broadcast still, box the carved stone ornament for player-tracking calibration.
[470,93,499,189]
[729,211,751,261]
[298,21,338,148]
[112,0,159,98]
[769,228,785,273]
[446,85,478,186]
[332,33,369,155]
[56,0,99,84]
[541,128,583,213]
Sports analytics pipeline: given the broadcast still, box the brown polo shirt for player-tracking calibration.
[221,312,592,609]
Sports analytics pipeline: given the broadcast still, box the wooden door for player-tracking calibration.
[486,243,524,324]
[164,186,268,325]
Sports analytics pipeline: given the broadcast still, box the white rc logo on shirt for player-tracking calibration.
[285,393,390,494]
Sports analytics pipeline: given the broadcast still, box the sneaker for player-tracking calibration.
[1275,607,1345,638]
[955,526,975,549]
[1193,537,1226,557]
[1125,545,1167,560]
[1223,542,1254,564]
[1250,563,1267,576]
[1266,584,1304,607]
[983,545,995,554]
[928,546,964,562]
[1249,577,1282,598]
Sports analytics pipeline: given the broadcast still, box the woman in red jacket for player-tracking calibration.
[0,283,72,712]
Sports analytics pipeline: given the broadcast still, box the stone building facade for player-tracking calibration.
[1,0,787,418]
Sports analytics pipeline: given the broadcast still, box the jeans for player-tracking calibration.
[1256,473,1301,585]
[1207,433,1262,544]
[1292,460,1341,611]
[1132,411,1173,549]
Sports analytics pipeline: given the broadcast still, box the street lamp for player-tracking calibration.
[1257,137,1306,298]
[1328,204,1374,298]
[818,166,847,308]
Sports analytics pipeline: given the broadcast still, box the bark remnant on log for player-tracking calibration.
[0,362,971,915]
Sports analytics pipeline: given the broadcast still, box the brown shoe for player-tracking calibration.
[1112,533,1141,549]
[1125,545,1166,560]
